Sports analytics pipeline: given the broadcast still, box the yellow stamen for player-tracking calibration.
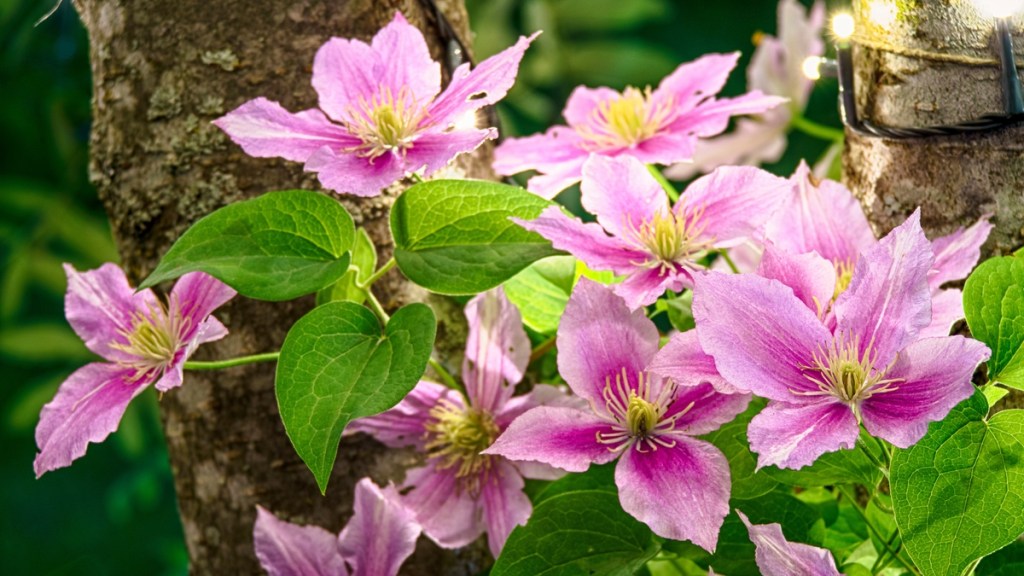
[344,86,426,159]
[796,334,903,419]
[833,259,856,299]
[109,299,187,383]
[594,368,687,453]
[424,398,500,495]
[576,87,675,151]
[626,206,712,273]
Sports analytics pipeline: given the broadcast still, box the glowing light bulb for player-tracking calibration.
[974,0,1024,18]
[832,13,856,40]
[868,1,898,28]
[802,56,823,80]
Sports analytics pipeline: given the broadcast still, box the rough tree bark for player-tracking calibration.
[844,0,1024,404]
[70,0,492,573]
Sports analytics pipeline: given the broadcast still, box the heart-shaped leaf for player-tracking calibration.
[390,179,560,295]
[503,256,575,334]
[276,301,436,493]
[493,488,660,576]
[891,392,1024,576]
[142,190,355,301]
[964,255,1024,389]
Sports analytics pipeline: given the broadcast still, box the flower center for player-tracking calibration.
[833,259,856,299]
[110,300,187,382]
[344,86,426,160]
[595,368,690,453]
[627,207,711,272]
[424,398,500,493]
[576,87,674,151]
[798,335,903,417]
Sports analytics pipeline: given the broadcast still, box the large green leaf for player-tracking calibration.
[964,255,1024,389]
[503,255,575,334]
[493,488,660,576]
[141,190,355,301]
[891,392,1024,576]
[276,301,435,493]
[762,429,883,488]
[390,179,560,295]
[700,398,778,500]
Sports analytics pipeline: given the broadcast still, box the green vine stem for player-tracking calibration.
[790,114,846,142]
[357,257,396,290]
[184,352,280,371]
[647,164,681,202]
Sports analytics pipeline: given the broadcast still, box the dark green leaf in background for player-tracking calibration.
[891,392,1024,576]
[141,190,355,301]
[316,228,377,307]
[276,301,435,493]
[391,179,560,295]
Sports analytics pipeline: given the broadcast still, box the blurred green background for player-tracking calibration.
[0,0,840,573]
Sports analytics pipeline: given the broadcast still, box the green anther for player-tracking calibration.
[625,394,659,438]
[372,105,405,148]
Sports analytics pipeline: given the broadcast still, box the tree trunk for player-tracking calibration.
[70,0,491,573]
[843,1,1024,406]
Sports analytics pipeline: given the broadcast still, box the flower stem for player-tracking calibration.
[428,356,462,393]
[529,336,557,363]
[837,485,920,576]
[790,115,846,142]
[357,257,397,290]
[718,250,740,274]
[364,289,391,324]
[646,164,680,203]
[184,352,280,371]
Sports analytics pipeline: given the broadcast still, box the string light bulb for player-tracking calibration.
[802,56,824,80]
[973,0,1024,19]
[831,13,856,40]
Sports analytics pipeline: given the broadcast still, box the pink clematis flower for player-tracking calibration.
[346,288,572,557]
[514,154,791,309]
[737,510,840,576]
[254,477,421,576]
[667,0,825,179]
[485,279,750,551]
[693,212,991,470]
[765,162,992,337]
[493,53,785,198]
[34,264,235,477]
[214,12,536,197]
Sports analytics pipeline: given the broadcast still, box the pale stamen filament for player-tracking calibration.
[594,368,683,453]
[109,299,187,383]
[343,85,427,159]
[623,204,713,274]
[576,87,676,151]
[793,332,904,418]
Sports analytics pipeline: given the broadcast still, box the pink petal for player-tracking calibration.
[404,127,496,176]
[757,245,836,315]
[254,506,348,576]
[346,380,454,450]
[170,272,236,344]
[668,382,751,435]
[615,436,731,552]
[673,92,788,138]
[34,363,148,477]
[919,289,964,338]
[370,13,441,106]
[212,98,358,163]
[580,155,669,239]
[764,162,874,265]
[462,288,531,414]
[748,400,859,470]
[153,361,185,394]
[524,163,589,200]
[563,86,624,127]
[557,279,661,406]
[304,146,405,197]
[928,215,993,291]
[834,210,933,368]
[692,272,831,401]
[484,406,618,473]
[860,336,989,448]
[480,460,532,557]
[311,37,381,123]
[654,53,741,113]
[513,206,647,276]
[513,460,568,481]
[664,115,789,180]
[681,166,791,247]
[338,478,421,576]
[492,128,588,198]
[64,263,159,363]
[402,464,483,550]
[612,265,691,311]
[748,0,826,106]
[495,383,582,429]
[428,32,538,126]
[624,129,698,166]
[648,330,738,394]
[737,510,840,576]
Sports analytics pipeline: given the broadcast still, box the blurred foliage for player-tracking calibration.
[1,0,842,573]
[0,0,186,573]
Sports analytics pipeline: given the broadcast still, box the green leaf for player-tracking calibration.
[504,256,575,334]
[141,190,355,301]
[664,291,696,333]
[977,540,1024,576]
[316,228,377,306]
[532,462,617,504]
[276,301,435,493]
[762,430,883,488]
[550,0,668,32]
[890,392,1024,576]
[963,255,1024,389]
[0,324,93,363]
[493,489,660,576]
[700,398,778,500]
[390,179,560,295]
